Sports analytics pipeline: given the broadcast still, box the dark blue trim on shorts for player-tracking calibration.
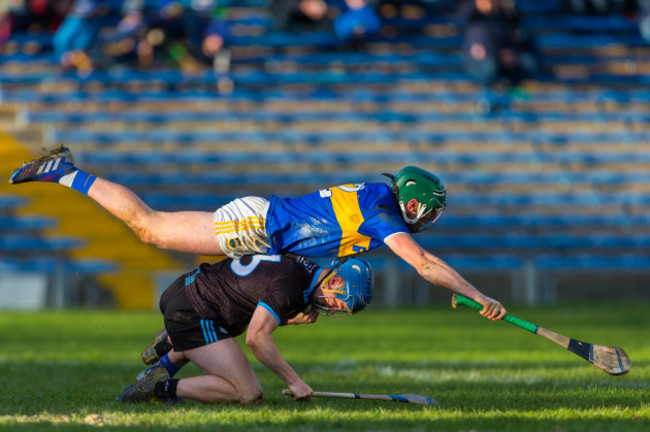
[200,319,218,343]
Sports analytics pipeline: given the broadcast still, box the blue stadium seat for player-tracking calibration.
[68,258,120,274]
[515,0,564,13]
[0,195,28,213]
[416,233,650,251]
[24,107,650,128]
[521,15,638,32]
[0,215,56,231]
[0,235,84,254]
[535,254,650,270]
[438,213,650,229]
[0,256,118,274]
[537,33,647,49]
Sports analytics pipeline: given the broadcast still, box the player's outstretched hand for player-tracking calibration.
[478,296,507,321]
[288,381,313,402]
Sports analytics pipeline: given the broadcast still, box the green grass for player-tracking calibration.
[0,301,649,431]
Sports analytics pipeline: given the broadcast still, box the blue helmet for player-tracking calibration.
[314,257,374,315]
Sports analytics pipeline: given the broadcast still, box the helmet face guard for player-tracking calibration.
[314,257,374,316]
[401,205,443,233]
[385,166,446,233]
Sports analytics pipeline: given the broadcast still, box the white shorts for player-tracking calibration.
[213,196,271,259]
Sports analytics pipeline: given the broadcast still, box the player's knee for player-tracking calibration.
[238,386,263,405]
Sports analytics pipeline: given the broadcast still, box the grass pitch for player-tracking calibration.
[0,301,648,431]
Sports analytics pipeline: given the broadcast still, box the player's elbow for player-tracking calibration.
[129,213,172,249]
[131,223,166,248]
[245,332,263,353]
[245,333,256,349]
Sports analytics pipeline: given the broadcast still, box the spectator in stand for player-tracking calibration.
[6,0,71,34]
[330,0,382,44]
[0,7,9,46]
[196,5,231,74]
[53,0,121,74]
[565,0,622,15]
[100,0,145,66]
[458,0,541,88]
[638,0,650,44]
[271,0,334,33]
[98,0,229,73]
[132,0,230,72]
[133,1,192,69]
[1,0,72,49]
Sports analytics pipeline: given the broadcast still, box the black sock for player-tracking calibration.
[154,379,179,399]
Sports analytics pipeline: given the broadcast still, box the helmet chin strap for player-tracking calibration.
[313,257,350,315]
[399,201,428,225]
[319,270,346,296]
[313,257,349,296]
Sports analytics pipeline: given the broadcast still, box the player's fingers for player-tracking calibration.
[481,303,503,320]
[479,303,494,316]
[487,305,506,321]
[294,394,312,402]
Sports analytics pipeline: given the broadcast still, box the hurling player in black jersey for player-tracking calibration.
[117,254,373,404]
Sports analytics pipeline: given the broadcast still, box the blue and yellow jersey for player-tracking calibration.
[265,182,409,257]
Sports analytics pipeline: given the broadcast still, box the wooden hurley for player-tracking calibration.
[452,294,631,376]
[281,389,437,406]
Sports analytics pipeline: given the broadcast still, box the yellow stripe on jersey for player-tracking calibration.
[215,216,265,234]
[330,186,371,256]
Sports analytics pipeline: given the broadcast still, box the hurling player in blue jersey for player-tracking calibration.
[117,254,373,404]
[10,146,506,321]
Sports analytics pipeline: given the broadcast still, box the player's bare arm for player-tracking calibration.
[246,306,313,401]
[384,232,507,321]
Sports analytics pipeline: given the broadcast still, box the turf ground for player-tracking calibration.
[0,301,648,431]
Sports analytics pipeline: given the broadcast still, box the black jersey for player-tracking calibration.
[185,254,322,328]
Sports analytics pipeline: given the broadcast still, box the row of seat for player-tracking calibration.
[102,170,650,188]
[417,233,650,250]
[0,256,118,274]
[3,67,648,88]
[0,195,28,211]
[48,128,650,147]
[357,253,650,272]
[6,77,650,103]
[75,149,650,166]
[134,190,650,213]
[0,233,82,255]
[23,108,650,124]
[0,215,56,231]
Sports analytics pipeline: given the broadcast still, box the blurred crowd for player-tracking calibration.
[0,0,414,74]
[0,0,234,74]
[0,0,646,87]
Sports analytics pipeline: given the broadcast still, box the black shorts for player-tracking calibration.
[159,274,234,352]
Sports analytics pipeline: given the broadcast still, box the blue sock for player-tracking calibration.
[157,353,181,378]
[59,169,96,195]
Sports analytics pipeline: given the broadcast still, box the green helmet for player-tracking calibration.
[384,166,446,233]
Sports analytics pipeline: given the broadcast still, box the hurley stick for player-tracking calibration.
[451,294,631,376]
[281,389,437,406]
